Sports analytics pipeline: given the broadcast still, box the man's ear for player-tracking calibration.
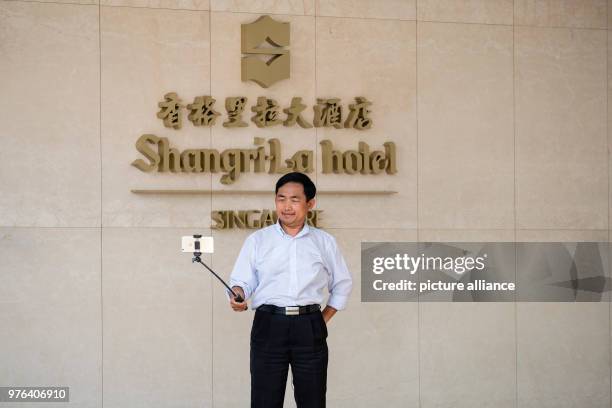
[307,198,316,210]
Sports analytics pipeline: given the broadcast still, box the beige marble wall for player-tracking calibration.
[1,0,611,407]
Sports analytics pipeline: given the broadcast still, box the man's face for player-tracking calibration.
[275,181,315,228]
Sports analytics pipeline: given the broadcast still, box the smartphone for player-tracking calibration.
[181,235,214,253]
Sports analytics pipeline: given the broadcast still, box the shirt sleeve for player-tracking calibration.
[226,234,259,302]
[325,235,353,311]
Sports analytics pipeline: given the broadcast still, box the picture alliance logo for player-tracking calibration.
[371,253,488,275]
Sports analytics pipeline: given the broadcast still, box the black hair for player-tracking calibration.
[275,172,316,201]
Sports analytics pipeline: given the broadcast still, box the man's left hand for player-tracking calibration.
[322,305,337,324]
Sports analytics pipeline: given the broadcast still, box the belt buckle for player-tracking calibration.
[285,306,299,316]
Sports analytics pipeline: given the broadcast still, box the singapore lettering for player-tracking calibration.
[211,209,323,230]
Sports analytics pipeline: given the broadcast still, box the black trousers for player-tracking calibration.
[250,306,328,408]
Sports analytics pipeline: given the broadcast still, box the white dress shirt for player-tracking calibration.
[227,220,352,311]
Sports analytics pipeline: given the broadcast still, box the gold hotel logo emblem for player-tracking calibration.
[241,15,290,88]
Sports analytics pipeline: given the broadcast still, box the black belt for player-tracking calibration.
[257,304,321,316]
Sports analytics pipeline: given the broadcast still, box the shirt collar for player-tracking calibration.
[274,219,310,238]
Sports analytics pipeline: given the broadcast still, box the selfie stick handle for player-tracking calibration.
[192,253,244,303]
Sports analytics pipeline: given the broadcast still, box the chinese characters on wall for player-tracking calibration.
[156,93,373,130]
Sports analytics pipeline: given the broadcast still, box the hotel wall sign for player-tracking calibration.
[130,15,399,228]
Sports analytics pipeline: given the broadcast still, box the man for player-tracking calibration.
[227,172,352,408]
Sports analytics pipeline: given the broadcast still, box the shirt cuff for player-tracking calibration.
[327,293,349,311]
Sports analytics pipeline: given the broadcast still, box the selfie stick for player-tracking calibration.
[191,237,244,303]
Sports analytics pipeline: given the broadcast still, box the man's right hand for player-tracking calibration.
[229,286,248,312]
